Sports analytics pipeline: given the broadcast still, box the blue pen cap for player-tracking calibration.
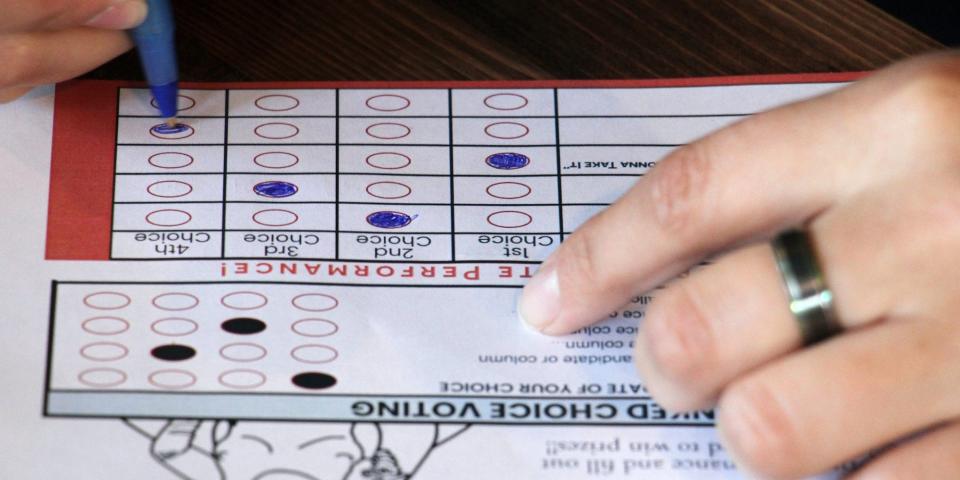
[131,0,178,118]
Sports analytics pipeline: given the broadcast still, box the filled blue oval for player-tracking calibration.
[151,123,191,135]
[254,181,299,198]
[366,211,413,229]
[485,152,530,170]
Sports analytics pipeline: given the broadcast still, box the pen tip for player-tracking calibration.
[165,118,178,128]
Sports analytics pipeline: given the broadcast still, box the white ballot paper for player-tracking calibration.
[0,75,861,479]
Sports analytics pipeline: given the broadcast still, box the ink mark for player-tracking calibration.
[219,369,266,389]
[485,152,530,170]
[254,151,300,169]
[483,93,529,111]
[291,293,339,312]
[80,342,129,362]
[221,317,267,335]
[220,343,268,362]
[484,121,529,140]
[78,368,127,388]
[487,210,534,228]
[254,122,300,140]
[252,208,299,227]
[365,151,412,170]
[291,344,338,364]
[365,181,412,200]
[148,152,194,169]
[83,292,132,310]
[147,180,194,199]
[255,94,300,112]
[366,211,413,229]
[151,344,197,362]
[150,123,195,140]
[152,292,200,311]
[291,318,339,337]
[221,291,268,310]
[148,369,196,389]
[486,181,532,200]
[365,122,411,140]
[253,181,299,198]
[291,372,337,390]
[82,316,130,336]
[365,94,411,112]
[151,318,198,337]
[145,209,193,227]
[151,94,196,112]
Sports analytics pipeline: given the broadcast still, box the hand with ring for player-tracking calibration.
[520,51,960,479]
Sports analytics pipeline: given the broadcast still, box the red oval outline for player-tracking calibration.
[291,293,339,312]
[486,210,534,228]
[291,344,339,364]
[485,181,533,200]
[253,151,300,169]
[149,369,197,390]
[80,342,129,362]
[83,292,132,310]
[484,121,529,140]
[78,368,127,388]
[365,122,411,140]
[146,180,194,199]
[149,124,195,140]
[483,93,529,111]
[220,291,268,310]
[151,317,199,337]
[365,181,412,200]
[365,151,412,170]
[252,208,299,227]
[291,318,340,338]
[152,292,200,311]
[219,342,268,363]
[365,94,412,112]
[218,369,266,389]
[151,94,197,112]
[148,152,195,169]
[254,122,300,140]
[145,209,193,227]
[254,94,301,112]
[82,316,130,336]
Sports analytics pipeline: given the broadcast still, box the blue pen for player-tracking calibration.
[130,0,179,127]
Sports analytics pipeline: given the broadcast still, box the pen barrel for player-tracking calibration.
[130,0,178,86]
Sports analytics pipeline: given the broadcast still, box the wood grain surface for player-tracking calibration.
[84,0,944,81]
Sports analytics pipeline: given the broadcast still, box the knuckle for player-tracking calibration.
[719,381,799,476]
[649,140,713,234]
[883,57,960,136]
[643,284,716,388]
[0,36,37,87]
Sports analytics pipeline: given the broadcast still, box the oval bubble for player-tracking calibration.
[365,181,412,200]
[147,180,194,199]
[291,344,338,364]
[152,292,200,311]
[219,369,266,389]
[365,94,411,112]
[148,152,194,169]
[151,344,196,362]
[253,181,298,198]
[365,122,410,140]
[151,94,196,112]
[149,123,195,140]
[485,181,532,200]
[483,93,529,111]
[255,122,300,140]
[220,343,267,362]
[291,293,339,312]
[291,372,337,390]
[151,318,198,337]
[365,152,412,170]
[484,121,529,140]
[83,292,132,310]
[366,211,413,229]
[221,291,268,310]
[82,316,130,335]
[80,342,129,362]
[252,209,299,227]
[78,368,126,388]
[486,210,533,228]
[221,317,267,335]
[145,209,192,227]
[253,151,300,169]
[255,94,300,112]
[485,152,530,170]
[149,369,196,389]
[291,318,339,337]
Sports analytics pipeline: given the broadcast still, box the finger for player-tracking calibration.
[0,0,146,33]
[715,317,960,479]
[0,85,33,103]
[0,27,132,89]
[848,421,960,480]
[519,52,960,335]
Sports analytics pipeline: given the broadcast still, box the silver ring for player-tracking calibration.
[771,229,842,346]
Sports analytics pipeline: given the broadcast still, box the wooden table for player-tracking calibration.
[84,0,941,82]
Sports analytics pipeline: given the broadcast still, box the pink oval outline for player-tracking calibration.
[218,369,266,389]
[365,94,412,112]
[365,122,411,140]
[146,180,194,199]
[219,342,268,363]
[254,94,301,112]
[83,292,132,310]
[151,317,199,337]
[78,368,127,388]
[151,94,197,112]
[252,208,299,227]
[253,151,300,169]
[145,209,193,227]
[485,181,532,200]
[149,124,195,140]
[291,344,339,364]
[365,181,412,200]
[149,369,197,390]
[148,152,194,169]
[484,121,529,140]
[291,293,339,312]
[483,93,529,111]
[220,291,268,310]
[152,292,200,311]
[80,342,129,362]
[254,122,300,140]
[486,210,534,228]
[291,318,340,338]
[365,151,412,170]
[82,316,130,336]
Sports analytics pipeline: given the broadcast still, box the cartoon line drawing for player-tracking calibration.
[123,419,472,480]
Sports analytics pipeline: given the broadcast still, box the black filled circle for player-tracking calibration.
[151,344,197,361]
[291,372,337,390]
[221,317,267,335]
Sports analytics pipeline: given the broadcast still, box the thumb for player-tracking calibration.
[0,0,147,33]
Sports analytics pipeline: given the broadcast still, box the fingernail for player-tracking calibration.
[519,258,561,332]
[85,0,148,29]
